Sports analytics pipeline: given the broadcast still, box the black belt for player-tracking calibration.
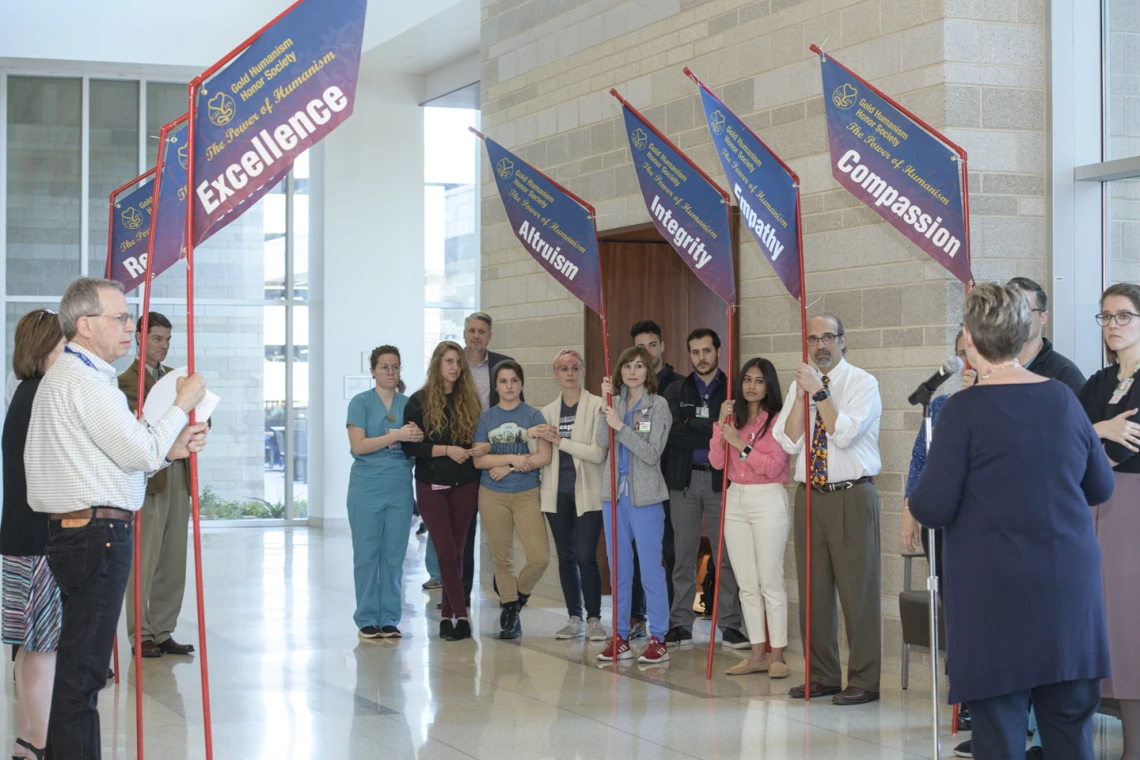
[810,476,873,493]
[691,463,713,472]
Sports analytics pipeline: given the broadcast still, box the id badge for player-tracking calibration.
[1110,377,1134,405]
[696,406,709,419]
[385,428,402,450]
[634,420,652,433]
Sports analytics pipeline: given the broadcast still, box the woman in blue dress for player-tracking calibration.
[345,345,422,639]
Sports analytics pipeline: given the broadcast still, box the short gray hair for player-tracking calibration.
[465,312,492,330]
[963,282,1030,363]
[59,277,124,340]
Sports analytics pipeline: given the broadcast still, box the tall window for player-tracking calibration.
[423,84,480,364]
[1,71,308,522]
[1104,2,1140,287]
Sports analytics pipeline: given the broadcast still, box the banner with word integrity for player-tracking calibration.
[694,79,800,300]
[192,0,366,244]
[616,98,735,305]
[483,136,604,315]
[818,49,973,285]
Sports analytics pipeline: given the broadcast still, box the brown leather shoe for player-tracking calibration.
[788,681,842,699]
[157,638,195,655]
[132,640,162,658]
[831,686,880,705]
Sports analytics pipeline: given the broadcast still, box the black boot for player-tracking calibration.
[451,618,471,640]
[499,602,522,639]
[440,619,454,640]
[518,591,530,608]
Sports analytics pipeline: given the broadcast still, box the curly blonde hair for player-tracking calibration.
[422,341,482,444]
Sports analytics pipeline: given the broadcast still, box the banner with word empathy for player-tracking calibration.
[192,0,366,244]
[616,96,735,305]
[109,123,190,291]
[483,136,604,315]
[693,76,801,300]
[817,49,973,285]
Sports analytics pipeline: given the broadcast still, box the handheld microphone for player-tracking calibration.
[908,356,965,406]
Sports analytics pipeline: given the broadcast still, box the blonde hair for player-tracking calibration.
[963,283,1030,363]
[552,349,584,373]
[422,341,482,444]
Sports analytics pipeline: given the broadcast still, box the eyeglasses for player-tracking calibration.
[1095,312,1140,327]
[806,333,842,347]
[375,364,401,374]
[84,312,133,326]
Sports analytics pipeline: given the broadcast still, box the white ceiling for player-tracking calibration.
[0,0,481,75]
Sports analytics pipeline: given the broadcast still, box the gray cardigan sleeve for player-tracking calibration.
[612,396,670,465]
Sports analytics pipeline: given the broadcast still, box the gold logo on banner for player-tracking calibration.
[832,83,858,110]
[710,110,726,134]
[121,207,143,230]
[496,157,514,179]
[631,128,648,150]
[207,93,237,126]
[177,144,188,169]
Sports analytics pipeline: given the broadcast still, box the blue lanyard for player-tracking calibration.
[64,346,98,371]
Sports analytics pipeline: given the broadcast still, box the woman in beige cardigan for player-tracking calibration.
[534,349,608,641]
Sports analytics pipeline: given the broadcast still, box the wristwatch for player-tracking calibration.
[741,445,753,457]
[508,463,516,471]
[812,388,830,403]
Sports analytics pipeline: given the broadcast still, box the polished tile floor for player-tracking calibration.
[3,526,1125,758]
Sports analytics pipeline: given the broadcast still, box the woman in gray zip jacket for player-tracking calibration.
[594,345,672,665]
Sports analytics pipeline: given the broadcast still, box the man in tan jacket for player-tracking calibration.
[119,312,195,658]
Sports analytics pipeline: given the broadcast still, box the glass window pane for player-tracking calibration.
[6,77,82,296]
[423,307,468,371]
[1106,0,1140,160]
[292,151,310,301]
[145,82,187,167]
[1107,178,1140,286]
[291,305,308,516]
[89,80,140,280]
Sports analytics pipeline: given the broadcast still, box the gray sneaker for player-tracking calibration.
[587,617,608,641]
[555,616,585,639]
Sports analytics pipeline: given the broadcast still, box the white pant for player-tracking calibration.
[723,482,789,647]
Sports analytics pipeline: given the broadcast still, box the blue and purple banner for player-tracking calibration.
[483,136,604,316]
[694,78,801,300]
[616,97,735,305]
[192,0,366,244]
[818,50,973,285]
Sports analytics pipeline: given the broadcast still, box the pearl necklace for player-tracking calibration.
[979,360,1020,382]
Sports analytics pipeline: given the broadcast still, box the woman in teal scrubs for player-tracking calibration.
[346,345,422,639]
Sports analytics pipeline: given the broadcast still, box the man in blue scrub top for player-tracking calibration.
[346,345,422,639]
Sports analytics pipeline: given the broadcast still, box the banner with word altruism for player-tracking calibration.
[192,0,367,244]
[483,136,604,316]
[817,49,973,285]
[616,96,735,305]
[109,122,190,291]
[694,78,801,300]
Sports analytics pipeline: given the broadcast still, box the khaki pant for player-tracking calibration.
[478,486,548,604]
[126,460,191,646]
[794,481,882,692]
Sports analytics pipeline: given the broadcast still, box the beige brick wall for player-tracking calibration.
[479,0,1045,677]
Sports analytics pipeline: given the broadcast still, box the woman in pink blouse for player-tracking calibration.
[710,357,791,677]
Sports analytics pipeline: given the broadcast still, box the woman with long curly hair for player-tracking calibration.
[402,341,488,641]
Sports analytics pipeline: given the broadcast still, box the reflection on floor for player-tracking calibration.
[2,526,1124,758]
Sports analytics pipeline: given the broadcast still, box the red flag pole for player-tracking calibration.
[705,299,734,680]
[185,81,214,760]
[794,190,813,700]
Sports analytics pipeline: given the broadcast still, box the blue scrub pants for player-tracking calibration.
[425,536,440,581]
[347,475,414,629]
[602,495,668,640]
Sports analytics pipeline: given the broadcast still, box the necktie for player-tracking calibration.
[810,375,830,488]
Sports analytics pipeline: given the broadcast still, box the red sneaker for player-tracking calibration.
[596,636,632,661]
[638,636,669,664]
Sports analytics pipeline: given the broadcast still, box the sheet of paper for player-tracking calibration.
[142,366,220,425]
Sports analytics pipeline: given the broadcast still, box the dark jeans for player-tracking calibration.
[546,491,603,619]
[630,498,674,620]
[45,517,133,759]
[969,678,1100,760]
[418,481,479,618]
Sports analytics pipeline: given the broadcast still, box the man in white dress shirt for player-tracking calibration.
[773,313,883,706]
[25,277,208,757]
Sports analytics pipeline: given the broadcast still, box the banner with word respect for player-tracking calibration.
[818,49,973,285]
[694,77,801,300]
[192,0,366,244]
[616,96,735,305]
[483,136,604,315]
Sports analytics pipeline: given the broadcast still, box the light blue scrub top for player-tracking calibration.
[346,390,414,482]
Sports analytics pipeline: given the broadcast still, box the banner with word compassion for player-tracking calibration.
[616,96,735,305]
[192,0,366,243]
[818,49,973,285]
[694,77,800,299]
[483,136,604,315]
